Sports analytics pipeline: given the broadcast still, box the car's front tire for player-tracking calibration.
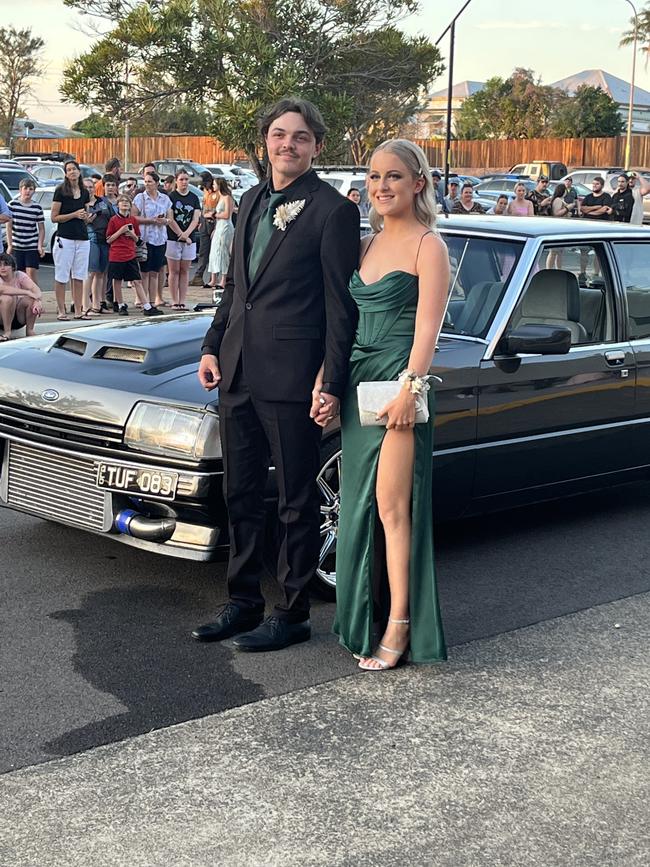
[313,436,341,601]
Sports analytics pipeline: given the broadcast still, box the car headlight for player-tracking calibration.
[124,403,222,460]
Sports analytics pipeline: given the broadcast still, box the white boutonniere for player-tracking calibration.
[273,199,306,231]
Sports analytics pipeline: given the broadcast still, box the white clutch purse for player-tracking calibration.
[357,378,441,427]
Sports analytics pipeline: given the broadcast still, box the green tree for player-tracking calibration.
[60,0,443,173]
[456,69,567,140]
[550,85,623,138]
[454,76,510,139]
[0,26,45,147]
[620,6,650,69]
[72,112,120,137]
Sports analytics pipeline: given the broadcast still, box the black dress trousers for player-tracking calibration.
[218,369,321,623]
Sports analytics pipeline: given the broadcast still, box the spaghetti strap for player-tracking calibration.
[360,233,376,264]
[415,230,433,271]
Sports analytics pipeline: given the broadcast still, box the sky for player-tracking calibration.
[6,0,650,129]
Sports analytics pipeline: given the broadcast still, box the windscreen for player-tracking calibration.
[440,233,524,338]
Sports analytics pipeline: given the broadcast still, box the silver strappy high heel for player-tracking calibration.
[358,617,410,671]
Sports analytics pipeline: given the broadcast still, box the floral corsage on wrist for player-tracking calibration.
[397,369,441,395]
[273,199,306,231]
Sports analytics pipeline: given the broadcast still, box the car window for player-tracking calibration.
[0,170,33,187]
[613,243,650,340]
[440,234,524,338]
[510,244,615,345]
[159,162,174,175]
[350,179,366,191]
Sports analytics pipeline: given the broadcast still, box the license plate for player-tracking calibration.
[96,463,178,500]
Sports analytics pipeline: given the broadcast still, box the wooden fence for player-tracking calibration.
[413,136,650,173]
[13,133,650,172]
[13,136,245,168]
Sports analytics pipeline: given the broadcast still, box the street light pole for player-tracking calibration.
[624,0,638,170]
[436,0,474,195]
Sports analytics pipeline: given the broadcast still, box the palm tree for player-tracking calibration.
[620,6,650,69]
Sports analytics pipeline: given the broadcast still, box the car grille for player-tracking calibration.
[6,441,110,531]
[0,400,123,450]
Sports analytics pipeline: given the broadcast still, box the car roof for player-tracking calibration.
[439,214,650,238]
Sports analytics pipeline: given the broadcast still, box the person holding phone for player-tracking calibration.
[106,195,161,316]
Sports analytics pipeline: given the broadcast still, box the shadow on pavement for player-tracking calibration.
[44,585,266,758]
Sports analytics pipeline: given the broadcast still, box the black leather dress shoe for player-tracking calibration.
[191,603,263,642]
[232,616,311,652]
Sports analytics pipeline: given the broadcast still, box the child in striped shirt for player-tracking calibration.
[6,178,45,285]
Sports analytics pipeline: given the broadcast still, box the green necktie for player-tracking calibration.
[248,191,286,281]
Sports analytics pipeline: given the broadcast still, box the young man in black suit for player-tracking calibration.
[193,98,360,651]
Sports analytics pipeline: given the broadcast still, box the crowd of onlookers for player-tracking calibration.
[431,170,650,224]
[0,156,236,334]
[1,155,650,339]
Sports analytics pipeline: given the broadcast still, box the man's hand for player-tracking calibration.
[198,354,221,390]
[311,390,339,428]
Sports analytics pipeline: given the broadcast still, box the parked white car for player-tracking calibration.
[227,165,258,189]
[200,164,239,188]
[29,187,58,256]
[316,167,369,213]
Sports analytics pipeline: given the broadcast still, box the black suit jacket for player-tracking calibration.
[201,169,360,402]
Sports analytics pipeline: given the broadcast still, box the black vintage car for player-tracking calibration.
[2,215,650,598]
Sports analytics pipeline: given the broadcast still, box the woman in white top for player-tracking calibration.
[131,171,172,306]
[207,178,234,292]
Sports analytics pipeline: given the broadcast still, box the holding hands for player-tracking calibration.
[310,367,339,427]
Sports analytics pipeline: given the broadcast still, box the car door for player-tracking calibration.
[612,241,650,447]
[474,241,636,498]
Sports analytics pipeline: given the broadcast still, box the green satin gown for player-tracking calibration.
[333,268,447,663]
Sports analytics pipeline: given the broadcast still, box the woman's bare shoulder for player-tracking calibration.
[418,230,447,259]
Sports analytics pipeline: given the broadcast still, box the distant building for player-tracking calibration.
[415,81,485,137]
[550,69,650,134]
[416,69,650,139]
[11,118,83,140]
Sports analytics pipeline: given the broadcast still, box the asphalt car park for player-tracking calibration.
[3,474,650,774]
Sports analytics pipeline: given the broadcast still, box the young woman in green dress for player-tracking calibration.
[331,140,450,671]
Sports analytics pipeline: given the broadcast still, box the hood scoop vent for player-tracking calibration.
[94,346,147,363]
[54,336,87,355]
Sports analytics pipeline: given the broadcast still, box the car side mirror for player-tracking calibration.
[501,324,572,356]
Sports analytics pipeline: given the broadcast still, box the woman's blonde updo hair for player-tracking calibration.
[367,139,438,234]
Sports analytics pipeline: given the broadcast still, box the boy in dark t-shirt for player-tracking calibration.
[581,177,613,221]
[611,174,634,223]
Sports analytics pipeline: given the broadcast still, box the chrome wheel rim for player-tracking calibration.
[317,448,341,589]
